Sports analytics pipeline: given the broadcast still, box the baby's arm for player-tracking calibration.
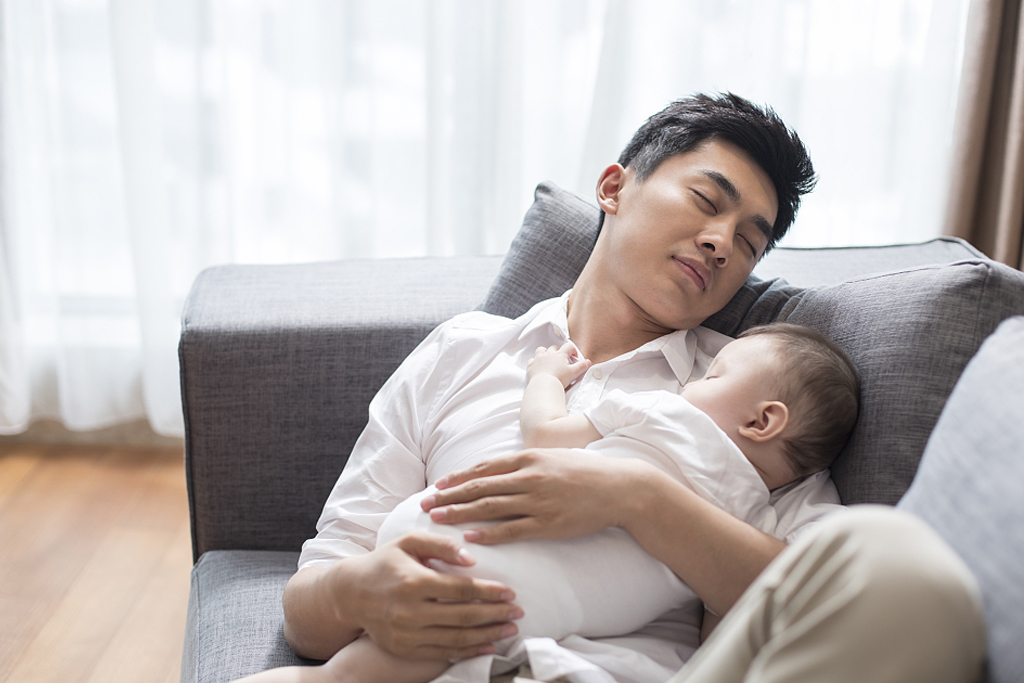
[520,343,601,448]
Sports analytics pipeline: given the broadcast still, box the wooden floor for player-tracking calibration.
[0,443,191,683]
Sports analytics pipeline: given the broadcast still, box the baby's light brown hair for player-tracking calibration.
[738,323,860,478]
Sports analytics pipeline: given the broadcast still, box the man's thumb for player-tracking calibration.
[398,531,476,567]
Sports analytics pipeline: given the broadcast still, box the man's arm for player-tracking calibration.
[283,565,360,660]
[619,460,785,616]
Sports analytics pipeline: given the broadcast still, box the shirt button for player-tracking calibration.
[592,368,603,380]
[554,328,565,340]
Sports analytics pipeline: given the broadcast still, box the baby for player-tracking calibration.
[236,322,859,683]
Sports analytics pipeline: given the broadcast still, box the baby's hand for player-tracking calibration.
[526,342,591,388]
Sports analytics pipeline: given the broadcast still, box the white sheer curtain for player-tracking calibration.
[0,0,969,438]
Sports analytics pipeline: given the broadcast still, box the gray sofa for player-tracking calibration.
[179,182,1024,683]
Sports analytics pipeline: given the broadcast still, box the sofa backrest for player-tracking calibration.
[180,257,502,559]
[481,181,1024,504]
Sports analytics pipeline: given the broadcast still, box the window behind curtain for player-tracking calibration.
[0,0,970,436]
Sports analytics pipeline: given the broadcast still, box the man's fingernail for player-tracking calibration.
[457,548,475,564]
[509,606,524,619]
[420,495,436,510]
[464,530,481,543]
[501,624,518,637]
[501,589,515,601]
[430,507,447,522]
[435,476,449,489]
[478,644,496,655]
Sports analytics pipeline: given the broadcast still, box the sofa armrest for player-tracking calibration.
[179,256,502,561]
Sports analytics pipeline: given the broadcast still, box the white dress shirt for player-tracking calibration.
[298,291,842,682]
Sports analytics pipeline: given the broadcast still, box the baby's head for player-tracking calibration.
[681,323,859,490]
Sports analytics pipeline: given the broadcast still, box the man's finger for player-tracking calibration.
[433,454,528,491]
[429,494,526,525]
[418,594,523,627]
[408,643,498,661]
[427,571,517,604]
[413,621,519,653]
[395,531,476,567]
[427,473,528,513]
[463,516,544,545]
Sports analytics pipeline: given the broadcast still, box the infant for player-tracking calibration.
[235,322,859,683]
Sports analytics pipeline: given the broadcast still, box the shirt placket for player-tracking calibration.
[565,355,631,414]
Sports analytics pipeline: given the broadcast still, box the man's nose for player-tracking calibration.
[697,220,734,265]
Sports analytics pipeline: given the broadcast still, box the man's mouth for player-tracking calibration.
[672,256,710,290]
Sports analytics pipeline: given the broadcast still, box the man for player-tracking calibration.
[281,94,984,683]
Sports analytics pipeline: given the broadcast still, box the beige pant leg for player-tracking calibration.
[672,505,986,683]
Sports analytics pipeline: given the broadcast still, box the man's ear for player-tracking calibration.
[596,163,626,216]
[738,401,789,442]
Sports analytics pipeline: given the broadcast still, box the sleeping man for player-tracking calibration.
[276,93,985,683]
[235,322,859,683]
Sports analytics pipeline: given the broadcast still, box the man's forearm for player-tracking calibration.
[282,564,363,661]
[621,463,786,616]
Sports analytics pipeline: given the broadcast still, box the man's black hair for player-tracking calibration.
[598,92,816,253]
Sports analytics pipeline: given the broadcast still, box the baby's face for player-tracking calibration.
[681,335,799,489]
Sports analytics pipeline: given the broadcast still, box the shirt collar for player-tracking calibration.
[658,330,699,385]
[518,289,572,341]
[518,290,703,386]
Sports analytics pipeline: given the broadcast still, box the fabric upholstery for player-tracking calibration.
[898,316,1024,683]
[181,550,306,682]
[478,182,600,319]
[751,239,986,287]
[179,256,501,559]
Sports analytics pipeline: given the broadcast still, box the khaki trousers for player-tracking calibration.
[671,505,986,683]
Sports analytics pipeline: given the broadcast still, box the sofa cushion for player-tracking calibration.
[181,550,307,683]
[898,316,1024,683]
[480,181,1024,505]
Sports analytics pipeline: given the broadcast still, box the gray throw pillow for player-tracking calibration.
[898,316,1024,683]
[478,181,600,318]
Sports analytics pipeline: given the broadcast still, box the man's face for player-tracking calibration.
[594,139,779,332]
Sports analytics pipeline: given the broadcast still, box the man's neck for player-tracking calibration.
[567,269,675,364]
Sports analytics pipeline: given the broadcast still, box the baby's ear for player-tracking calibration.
[739,401,788,442]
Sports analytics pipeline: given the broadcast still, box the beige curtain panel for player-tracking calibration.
[944,0,1024,270]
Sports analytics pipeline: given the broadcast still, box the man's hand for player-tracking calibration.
[419,449,654,544]
[284,531,521,661]
[526,343,591,388]
[345,532,524,659]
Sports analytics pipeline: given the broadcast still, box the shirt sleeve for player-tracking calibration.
[297,318,461,570]
[769,470,847,544]
[582,389,661,437]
